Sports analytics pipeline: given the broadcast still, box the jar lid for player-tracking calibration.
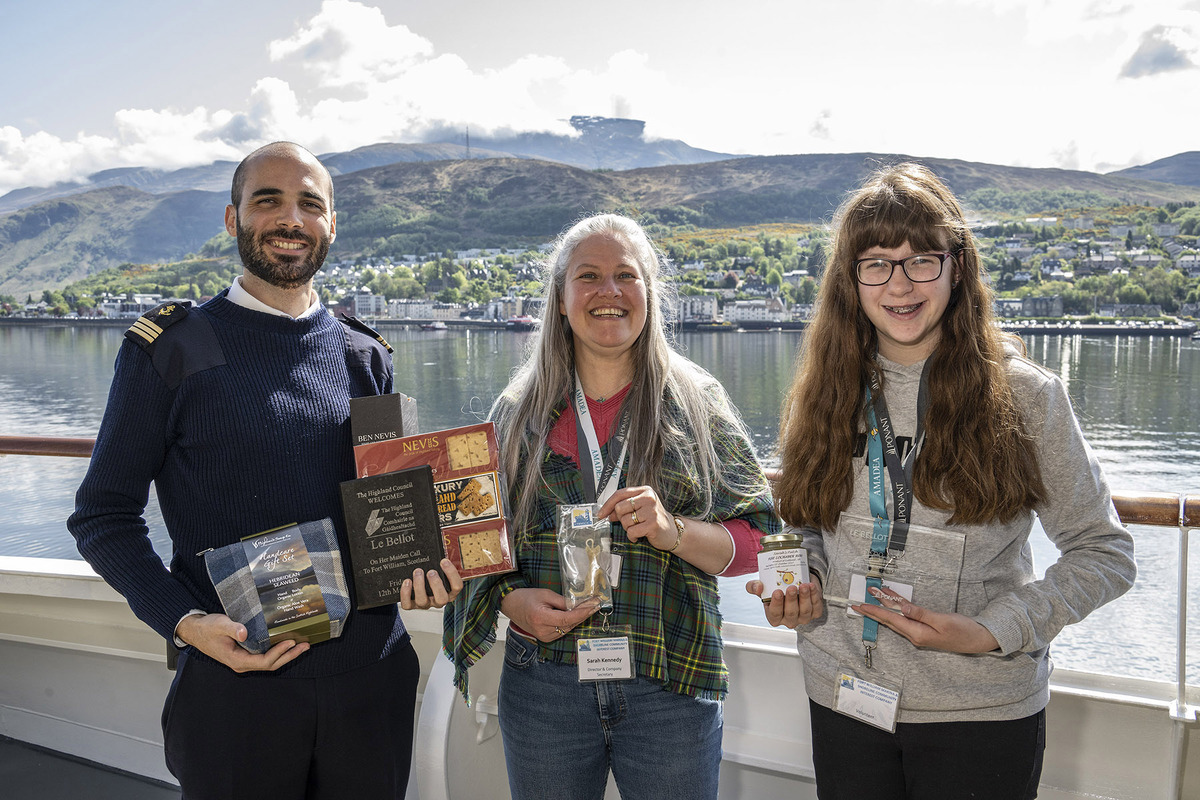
[760,532,803,546]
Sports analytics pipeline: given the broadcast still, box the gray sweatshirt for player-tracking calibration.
[797,348,1137,723]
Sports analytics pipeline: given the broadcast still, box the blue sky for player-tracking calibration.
[1,0,1198,195]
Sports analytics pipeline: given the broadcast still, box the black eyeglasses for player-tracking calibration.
[854,252,954,286]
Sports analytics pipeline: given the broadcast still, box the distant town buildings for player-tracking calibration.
[388,298,435,319]
[675,295,718,323]
[723,298,788,323]
[1099,303,1164,318]
[1022,295,1065,317]
[352,291,388,318]
[10,216,1199,324]
[96,293,176,318]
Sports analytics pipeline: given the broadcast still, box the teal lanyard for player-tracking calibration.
[860,359,931,667]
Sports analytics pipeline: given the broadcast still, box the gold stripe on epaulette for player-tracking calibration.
[374,333,392,351]
[129,318,164,343]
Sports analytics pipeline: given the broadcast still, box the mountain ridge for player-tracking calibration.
[0,118,736,217]
[4,150,1200,298]
[1109,151,1200,187]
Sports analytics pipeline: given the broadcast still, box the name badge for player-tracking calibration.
[847,573,914,617]
[576,635,634,682]
[834,671,901,732]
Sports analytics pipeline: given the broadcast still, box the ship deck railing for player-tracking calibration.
[2,436,1197,800]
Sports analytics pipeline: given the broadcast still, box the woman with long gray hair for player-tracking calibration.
[445,213,779,799]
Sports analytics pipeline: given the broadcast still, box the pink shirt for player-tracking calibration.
[547,386,761,577]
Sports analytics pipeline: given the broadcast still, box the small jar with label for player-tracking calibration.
[757,531,810,603]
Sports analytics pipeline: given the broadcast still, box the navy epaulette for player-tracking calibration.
[339,313,393,353]
[124,300,226,389]
[125,301,193,349]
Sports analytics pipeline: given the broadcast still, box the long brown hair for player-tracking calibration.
[776,163,1044,529]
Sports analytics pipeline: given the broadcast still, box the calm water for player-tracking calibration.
[1,323,1197,684]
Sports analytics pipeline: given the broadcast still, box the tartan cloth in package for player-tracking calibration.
[201,518,351,654]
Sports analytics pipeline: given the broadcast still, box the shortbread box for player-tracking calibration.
[352,422,516,579]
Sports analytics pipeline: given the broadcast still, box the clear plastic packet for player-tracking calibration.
[557,504,613,611]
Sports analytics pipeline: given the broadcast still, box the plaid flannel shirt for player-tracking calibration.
[444,393,780,702]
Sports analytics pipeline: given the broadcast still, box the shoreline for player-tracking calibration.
[0,316,1195,337]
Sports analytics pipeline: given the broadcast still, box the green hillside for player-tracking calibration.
[6,153,1200,298]
[0,187,227,296]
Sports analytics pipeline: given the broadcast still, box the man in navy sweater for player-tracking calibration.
[69,141,461,799]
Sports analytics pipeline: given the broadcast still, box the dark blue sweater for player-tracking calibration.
[69,293,408,677]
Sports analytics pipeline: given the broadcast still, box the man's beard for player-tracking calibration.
[236,220,330,290]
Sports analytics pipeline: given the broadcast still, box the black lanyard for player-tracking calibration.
[860,358,931,666]
[864,357,931,556]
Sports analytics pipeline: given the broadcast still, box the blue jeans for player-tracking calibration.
[498,631,723,800]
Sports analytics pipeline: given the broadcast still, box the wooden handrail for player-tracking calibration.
[758,467,1198,529]
[1113,491,1199,529]
[4,436,1197,527]
[0,435,94,458]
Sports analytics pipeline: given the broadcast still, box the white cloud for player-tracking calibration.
[1120,24,1199,77]
[268,0,435,89]
[4,0,1200,196]
[0,0,677,194]
[1052,140,1081,172]
[0,123,237,191]
[809,110,833,141]
[935,0,1200,62]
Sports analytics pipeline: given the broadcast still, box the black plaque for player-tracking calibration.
[339,465,445,609]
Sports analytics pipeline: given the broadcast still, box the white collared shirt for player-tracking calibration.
[227,275,321,319]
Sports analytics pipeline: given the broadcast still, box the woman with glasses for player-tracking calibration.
[749,163,1135,799]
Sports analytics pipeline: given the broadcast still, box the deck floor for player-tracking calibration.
[0,737,180,799]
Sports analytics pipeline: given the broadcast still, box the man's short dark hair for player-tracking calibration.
[229,142,333,209]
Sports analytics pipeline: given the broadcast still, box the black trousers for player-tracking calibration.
[162,642,420,800]
[809,699,1046,800]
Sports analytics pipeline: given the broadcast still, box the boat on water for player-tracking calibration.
[420,320,449,331]
[0,435,1196,800]
[504,315,538,331]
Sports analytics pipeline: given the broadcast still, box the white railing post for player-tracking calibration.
[1167,496,1197,800]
